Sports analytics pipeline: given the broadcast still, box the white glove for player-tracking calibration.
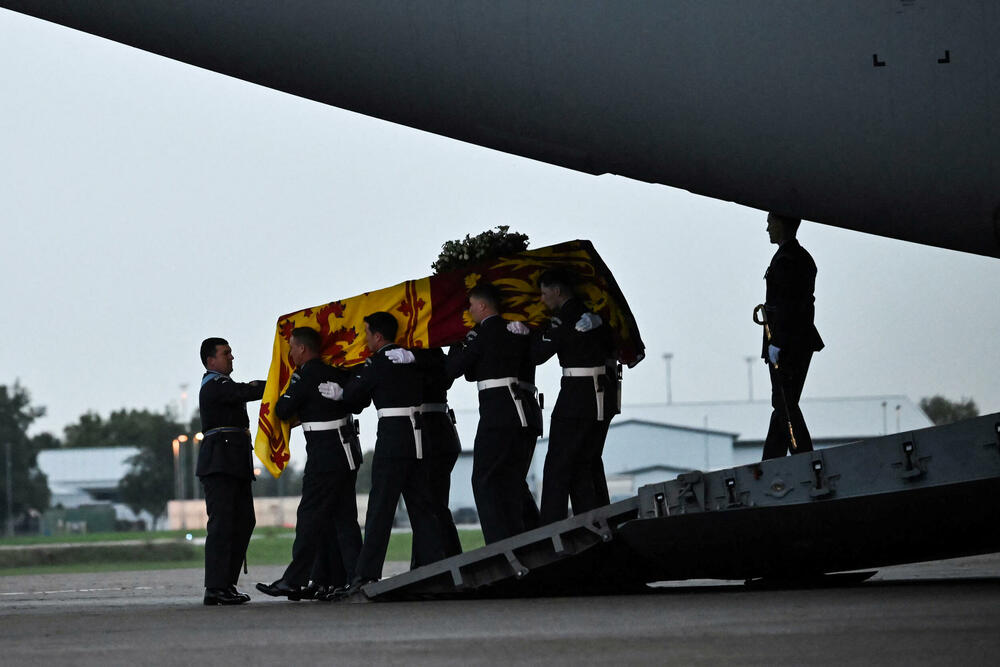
[385,347,416,364]
[768,344,781,366]
[506,320,530,336]
[575,312,603,332]
[318,381,344,401]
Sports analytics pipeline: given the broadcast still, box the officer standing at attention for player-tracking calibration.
[530,269,618,524]
[318,311,444,596]
[256,327,363,601]
[446,282,541,543]
[197,337,265,606]
[760,212,824,460]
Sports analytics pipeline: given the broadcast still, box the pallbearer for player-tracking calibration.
[447,282,541,543]
[197,337,265,606]
[530,269,619,524]
[256,327,363,601]
[320,311,444,597]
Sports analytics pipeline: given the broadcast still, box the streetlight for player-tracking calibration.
[663,353,673,405]
[745,356,755,402]
[192,432,203,500]
[5,439,13,537]
[171,438,182,500]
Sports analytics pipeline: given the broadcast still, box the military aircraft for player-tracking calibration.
[1,1,997,258]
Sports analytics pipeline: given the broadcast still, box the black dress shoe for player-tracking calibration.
[321,579,375,602]
[304,583,336,601]
[255,579,303,601]
[228,585,251,603]
[204,587,246,606]
[298,582,320,600]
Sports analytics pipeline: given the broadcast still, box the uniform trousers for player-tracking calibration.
[539,416,610,524]
[354,455,443,582]
[763,351,815,460]
[589,420,612,507]
[201,474,255,589]
[411,449,462,567]
[282,467,361,587]
[473,426,536,543]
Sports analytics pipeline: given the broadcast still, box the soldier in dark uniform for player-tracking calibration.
[320,311,444,595]
[446,282,541,544]
[197,337,265,606]
[256,327,363,601]
[760,212,824,460]
[531,269,619,524]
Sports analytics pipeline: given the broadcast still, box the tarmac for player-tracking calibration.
[0,554,997,665]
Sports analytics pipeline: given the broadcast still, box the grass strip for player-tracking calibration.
[0,542,197,568]
[0,529,486,577]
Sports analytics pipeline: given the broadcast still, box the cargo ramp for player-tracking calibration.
[357,413,1000,601]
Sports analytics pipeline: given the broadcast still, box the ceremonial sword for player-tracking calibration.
[753,304,798,452]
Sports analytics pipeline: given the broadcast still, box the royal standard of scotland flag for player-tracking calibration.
[254,240,644,477]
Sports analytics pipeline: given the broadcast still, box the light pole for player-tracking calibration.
[172,438,182,499]
[191,432,203,500]
[745,356,755,401]
[171,437,183,530]
[663,353,673,405]
[5,439,13,537]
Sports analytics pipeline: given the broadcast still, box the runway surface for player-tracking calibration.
[1,554,998,665]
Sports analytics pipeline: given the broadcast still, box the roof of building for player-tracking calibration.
[616,395,932,443]
[609,418,737,438]
[37,447,140,489]
[616,463,690,476]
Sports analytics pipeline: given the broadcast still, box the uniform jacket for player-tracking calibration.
[531,297,617,420]
[342,344,424,459]
[274,357,361,474]
[763,239,825,358]
[446,315,542,432]
[197,371,265,479]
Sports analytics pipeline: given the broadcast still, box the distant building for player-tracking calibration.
[36,447,157,528]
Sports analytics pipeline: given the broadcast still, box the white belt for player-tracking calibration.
[476,377,518,391]
[300,417,358,471]
[301,417,351,432]
[561,366,606,378]
[562,365,608,422]
[475,377,535,428]
[376,406,423,459]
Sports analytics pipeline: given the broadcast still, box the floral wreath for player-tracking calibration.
[431,225,529,274]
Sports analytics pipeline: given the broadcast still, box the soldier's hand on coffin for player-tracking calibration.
[385,348,416,364]
[575,312,603,332]
[506,320,530,335]
[318,381,344,401]
[768,344,781,366]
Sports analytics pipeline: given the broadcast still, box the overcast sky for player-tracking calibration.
[2,10,998,456]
